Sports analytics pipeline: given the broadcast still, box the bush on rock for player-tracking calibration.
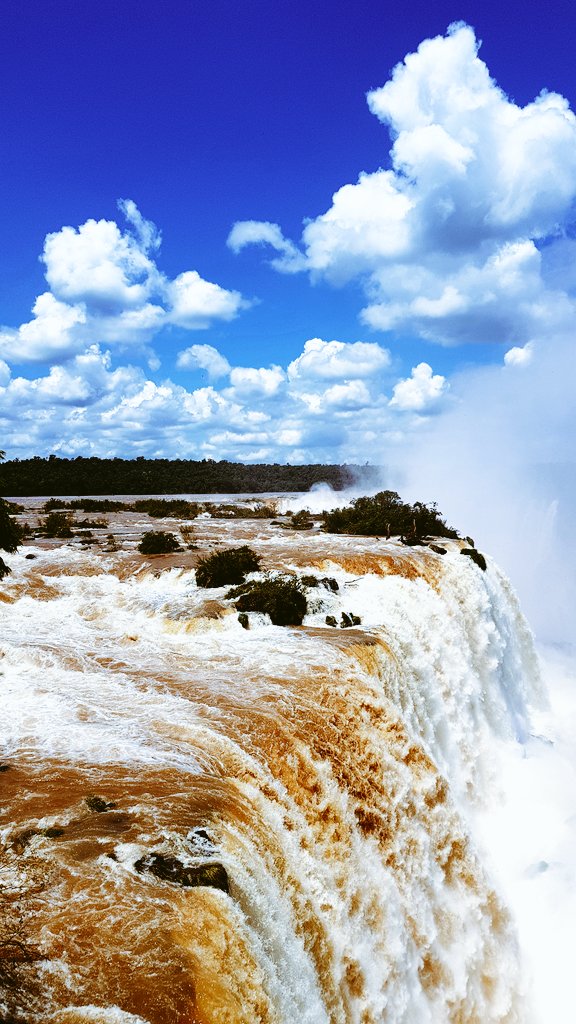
[228,575,308,626]
[138,531,181,555]
[195,546,261,588]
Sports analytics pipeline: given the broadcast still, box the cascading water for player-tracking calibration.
[0,508,551,1023]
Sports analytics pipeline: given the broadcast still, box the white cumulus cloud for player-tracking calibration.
[231,23,576,349]
[176,343,231,379]
[288,338,390,380]
[389,362,448,411]
[1,202,249,366]
[504,342,535,367]
[167,271,247,329]
[228,365,285,397]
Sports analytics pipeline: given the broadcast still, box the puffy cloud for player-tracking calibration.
[43,216,157,313]
[227,221,305,272]
[167,270,246,328]
[305,380,373,412]
[0,293,87,363]
[176,343,231,379]
[1,202,249,366]
[389,363,448,411]
[228,365,285,397]
[231,23,576,349]
[287,338,390,380]
[504,342,534,367]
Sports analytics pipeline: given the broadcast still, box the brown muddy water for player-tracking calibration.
[0,499,544,1023]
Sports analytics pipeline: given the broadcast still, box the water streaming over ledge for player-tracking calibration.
[0,508,547,1023]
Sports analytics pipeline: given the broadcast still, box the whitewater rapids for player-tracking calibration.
[0,507,552,1022]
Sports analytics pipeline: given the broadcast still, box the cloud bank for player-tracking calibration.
[0,336,418,464]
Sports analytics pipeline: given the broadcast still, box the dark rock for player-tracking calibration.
[135,852,229,893]
[190,828,212,844]
[325,615,338,627]
[85,795,117,813]
[0,556,11,579]
[11,828,40,852]
[0,763,11,772]
[106,851,118,861]
[42,827,65,839]
[465,536,475,548]
[320,577,339,592]
[429,544,447,555]
[25,553,37,560]
[341,612,362,628]
[238,612,249,630]
[461,548,487,571]
[301,575,338,591]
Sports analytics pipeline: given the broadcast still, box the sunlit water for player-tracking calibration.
[0,503,572,1023]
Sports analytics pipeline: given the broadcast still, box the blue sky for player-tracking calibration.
[1,0,576,467]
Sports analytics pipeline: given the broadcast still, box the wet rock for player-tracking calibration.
[429,544,447,555]
[238,612,249,630]
[0,763,11,772]
[135,852,229,893]
[325,615,338,627]
[25,553,37,560]
[0,556,11,579]
[190,828,212,845]
[465,536,475,548]
[85,795,117,812]
[12,824,66,850]
[301,575,339,592]
[341,612,362,628]
[12,828,40,852]
[461,548,487,571]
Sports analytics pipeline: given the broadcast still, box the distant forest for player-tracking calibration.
[0,457,377,496]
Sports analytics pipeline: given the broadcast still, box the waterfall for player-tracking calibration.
[0,527,550,1023]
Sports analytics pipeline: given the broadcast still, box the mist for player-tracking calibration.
[391,333,576,644]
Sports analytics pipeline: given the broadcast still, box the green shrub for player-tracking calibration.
[289,510,314,530]
[133,499,200,519]
[42,498,68,511]
[71,499,126,512]
[195,546,261,588]
[322,490,458,539]
[228,575,308,626]
[42,511,74,538]
[138,530,181,555]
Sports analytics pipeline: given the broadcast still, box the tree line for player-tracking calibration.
[0,456,376,496]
